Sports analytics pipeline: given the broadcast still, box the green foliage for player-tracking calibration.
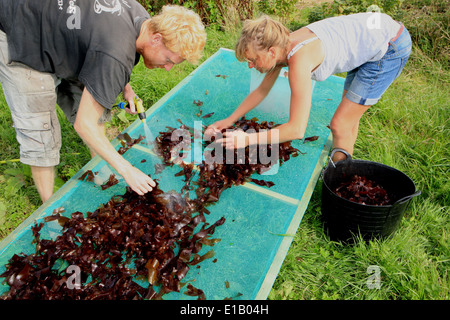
[307,0,404,23]
[136,0,254,27]
[0,166,31,197]
[136,0,153,12]
[401,0,449,67]
[0,163,39,238]
[257,0,299,21]
[106,108,131,134]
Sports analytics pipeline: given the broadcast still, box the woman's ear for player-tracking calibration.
[268,47,276,58]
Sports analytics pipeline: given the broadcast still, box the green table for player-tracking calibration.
[0,48,344,300]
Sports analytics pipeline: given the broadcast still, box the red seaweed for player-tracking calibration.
[193,100,203,107]
[79,170,94,182]
[251,179,275,188]
[183,283,206,300]
[117,133,144,155]
[304,136,319,143]
[154,117,302,209]
[0,117,303,300]
[100,174,119,190]
[0,184,225,300]
[334,174,392,206]
[201,112,214,119]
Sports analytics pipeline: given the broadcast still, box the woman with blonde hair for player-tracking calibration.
[207,13,411,162]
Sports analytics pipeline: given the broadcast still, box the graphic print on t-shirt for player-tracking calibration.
[65,0,132,30]
[94,0,131,16]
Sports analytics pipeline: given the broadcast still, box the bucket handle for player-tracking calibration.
[392,190,422,206]
[328,148,352,168]
[386,190,421,225]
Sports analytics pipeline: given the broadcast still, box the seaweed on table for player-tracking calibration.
[0,184,224,300]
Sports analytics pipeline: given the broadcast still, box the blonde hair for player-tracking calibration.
[148,5,206,64]
[235,15,290,62]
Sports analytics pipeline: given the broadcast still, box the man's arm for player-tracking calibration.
[74,88,156,195]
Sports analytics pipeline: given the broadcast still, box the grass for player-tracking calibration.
[0,15,448,300]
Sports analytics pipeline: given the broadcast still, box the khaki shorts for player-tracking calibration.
[0,30,111,167]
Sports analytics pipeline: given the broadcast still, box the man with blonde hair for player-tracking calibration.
[0,1,206,203]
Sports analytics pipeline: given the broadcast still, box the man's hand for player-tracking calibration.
[122,83,138,115]
[120,165,156,195]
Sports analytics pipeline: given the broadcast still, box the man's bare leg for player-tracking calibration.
[30,121,106,203]
[31,166,55,203]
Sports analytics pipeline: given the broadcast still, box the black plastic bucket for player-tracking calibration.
[321,148,421,242]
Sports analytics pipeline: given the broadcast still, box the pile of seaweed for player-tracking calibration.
[0,117,302,300]
[334,174,392,206]
[155,117,302,213]
[0,185,224,300]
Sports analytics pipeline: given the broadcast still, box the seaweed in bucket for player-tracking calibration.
[334,174,392,206]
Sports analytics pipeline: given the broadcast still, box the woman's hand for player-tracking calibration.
[214,128,250,150]
[205,118,235,139]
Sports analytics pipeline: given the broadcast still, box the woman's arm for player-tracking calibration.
[275,59,314,141]
[206,67,282,134]
[228,67,282,123]
[218,46,321,148]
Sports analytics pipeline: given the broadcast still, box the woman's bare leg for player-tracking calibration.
[330,91,370,162]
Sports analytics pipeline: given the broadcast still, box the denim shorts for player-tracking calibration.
[344,25,412,106]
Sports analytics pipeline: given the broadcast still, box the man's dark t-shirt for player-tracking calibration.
[0,0,150,109]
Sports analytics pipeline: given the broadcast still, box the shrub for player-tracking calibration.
[400,0,449,67]
[307,0,403,23]
[257,0,299,22]
[137,0,255,27]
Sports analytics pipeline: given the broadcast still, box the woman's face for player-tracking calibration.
[245,46,276,73]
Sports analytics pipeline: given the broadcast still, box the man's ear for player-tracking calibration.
[151,33,163,46]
